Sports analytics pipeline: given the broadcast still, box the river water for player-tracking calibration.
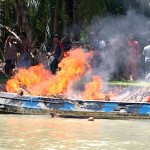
[0,115,150,150]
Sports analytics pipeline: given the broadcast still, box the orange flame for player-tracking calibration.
[6,64,52,94]
[6,48,92,96]
[82,75,118,100]
[145,96,150,102]
[6,48,116,100]
[42,48,92,95]
[82,75,106,100]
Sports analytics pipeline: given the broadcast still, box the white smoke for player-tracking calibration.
[87,10,149,81]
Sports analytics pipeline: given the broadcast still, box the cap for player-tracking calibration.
[53,34,59,38]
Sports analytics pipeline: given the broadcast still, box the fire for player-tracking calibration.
[6,48,92,96]
[6,48,116,100]
[82,75,106,100]
[42,48,92,95]
[146,96,150,102]
[6,64,52,94]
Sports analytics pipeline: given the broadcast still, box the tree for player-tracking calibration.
[14,0,32,41]
[79,0,111,22]
[27,0,53,45]
[62,0,71,35]
[1,0,150,49]
[72,0,80,41]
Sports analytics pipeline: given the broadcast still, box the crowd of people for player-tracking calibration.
[88,32,150,81]
[0,30,65,77]
[1,27,150,81]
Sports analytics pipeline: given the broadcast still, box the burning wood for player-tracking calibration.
[122,87,150,102]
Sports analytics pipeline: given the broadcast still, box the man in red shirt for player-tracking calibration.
[125,33,140,80]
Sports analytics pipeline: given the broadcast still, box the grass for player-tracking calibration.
[109,80,150,87]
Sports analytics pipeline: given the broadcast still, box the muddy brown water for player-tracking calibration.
[0,115,150,150]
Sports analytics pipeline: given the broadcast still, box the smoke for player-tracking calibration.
[87,10,149,81]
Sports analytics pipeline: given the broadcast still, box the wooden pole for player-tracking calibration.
[0,24,22,42]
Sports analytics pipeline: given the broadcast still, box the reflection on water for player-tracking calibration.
[0,115,150,150]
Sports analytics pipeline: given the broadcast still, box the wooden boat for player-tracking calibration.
[0,91,150,119]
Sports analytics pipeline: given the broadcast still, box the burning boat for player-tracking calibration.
[1,48,150,119]
[0,89,150,119]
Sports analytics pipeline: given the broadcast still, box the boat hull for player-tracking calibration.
[0,92,150,119]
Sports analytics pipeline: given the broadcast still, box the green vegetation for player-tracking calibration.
[0,0,150,47]
[109,80,150,87]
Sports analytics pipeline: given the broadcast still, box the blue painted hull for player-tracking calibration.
[0,92,150,119]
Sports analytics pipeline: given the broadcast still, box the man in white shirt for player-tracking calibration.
[99,40,106,50]
[143,39,150,77]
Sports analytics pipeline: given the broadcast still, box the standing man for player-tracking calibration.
[17,32,31,68]
[89,32,106,69]
[125,33,140,80]
[50,34,64,74]
[89,32,100,50]
[143,39,150,78]
[4,36,18,77]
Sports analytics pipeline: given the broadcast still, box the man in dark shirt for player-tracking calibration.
[50,34,64,74]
